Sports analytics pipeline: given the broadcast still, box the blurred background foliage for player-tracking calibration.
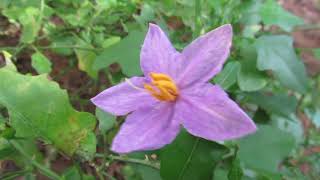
[0,0,320,179]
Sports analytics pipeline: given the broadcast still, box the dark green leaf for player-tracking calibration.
[160,130,228,180]
[238,125,295,173]
[255,35,308,93]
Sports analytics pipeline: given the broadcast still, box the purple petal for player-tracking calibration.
[177,24,233,88]
[176,83,256,141]
[140,23,181,80]
[91,77,156,116]
[111,103,180,153]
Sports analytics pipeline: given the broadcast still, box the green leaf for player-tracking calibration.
[255,35,308,93]
[31,52,52,74]
[259,0,304,32]
[213,61,240,90]
[94,30,146,76]
[238,125,295,173]
[96,108,116,134]
[0,69,96,158]
[134,4,155,25]
[18,7,42,43]
[102,36,121,48]
[74,39,98,78]
[245,92,297,118]
[160,130,228,180]
[237,59,267,92]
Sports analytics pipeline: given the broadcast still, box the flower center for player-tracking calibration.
[144,73,179,101]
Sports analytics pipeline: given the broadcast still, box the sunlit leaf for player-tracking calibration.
[31,51,52,74]
[0,68,96,158]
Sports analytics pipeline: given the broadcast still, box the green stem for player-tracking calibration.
[96,154,160,170]
[9,140,63,180]
[0,169,31,180]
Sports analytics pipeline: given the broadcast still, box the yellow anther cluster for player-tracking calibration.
[144,73,179,101]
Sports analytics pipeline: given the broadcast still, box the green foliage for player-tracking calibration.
[260,0,304,32]
[94,30,145,76]
[0,66,96,158]
[238,125,295,173]
[160,130,228,180]
[213,61,240,90]
[31,51,52,74]
[255,35,308,93]
[0,0,317,179]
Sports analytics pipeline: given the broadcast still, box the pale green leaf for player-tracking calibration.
[96,108,116,134]
[259,0,304,32]
[238,125,295,173]
[237,59,267,92]
[255,35,308,93]
[31,52,52,74]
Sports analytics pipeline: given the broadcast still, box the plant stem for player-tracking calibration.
[9,140,63,180]
[96,154,160,170]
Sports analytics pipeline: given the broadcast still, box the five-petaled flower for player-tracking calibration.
[91,24,257,153]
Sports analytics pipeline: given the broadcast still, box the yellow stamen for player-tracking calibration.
[144,73,179,101]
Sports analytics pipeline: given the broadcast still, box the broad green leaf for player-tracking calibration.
[31,52,52,74]
[238,125,295,173]
[213,61,240,90]
[94,30,145,76]
[245,92,297,118]
[259,0,304,32]
[75,39,98,78]
[255,35,308,93]
[160,131,228,180]
[0,69,96,158]
[237,59,267,92]
[96,108,116,134]
[271,114,303,143]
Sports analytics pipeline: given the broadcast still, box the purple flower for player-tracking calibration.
[91,24,257,153]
